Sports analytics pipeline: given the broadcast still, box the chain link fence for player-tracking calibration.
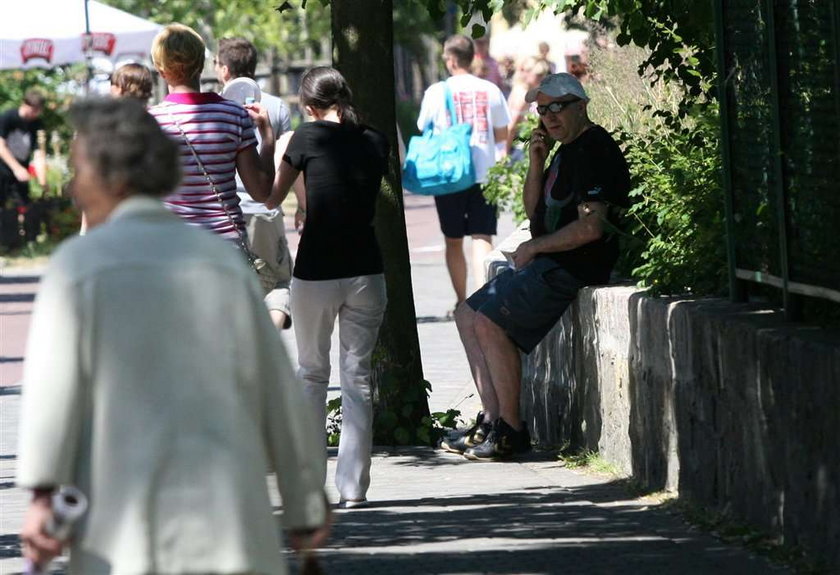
[716,0,840,318]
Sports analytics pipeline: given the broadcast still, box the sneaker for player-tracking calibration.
[463,418,531,461]
[439,411,491,454]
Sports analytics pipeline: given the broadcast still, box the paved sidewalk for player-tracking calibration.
[304,448,785,575]
[0,195,789,574]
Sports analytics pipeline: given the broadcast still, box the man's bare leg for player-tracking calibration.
[444,236,468,305]
[454,303,500,421]
[470,234,493,294]
[474,312,523,430]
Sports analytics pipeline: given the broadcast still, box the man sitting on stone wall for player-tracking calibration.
[445,73,631,461]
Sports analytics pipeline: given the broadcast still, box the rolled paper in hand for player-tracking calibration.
[46,486,88,540]
[24,486,88,575]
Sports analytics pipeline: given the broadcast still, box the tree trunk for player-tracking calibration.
[331,0,431,444]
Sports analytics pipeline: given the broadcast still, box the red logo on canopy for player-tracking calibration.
[21,39,54,64]
[82,33,117,56]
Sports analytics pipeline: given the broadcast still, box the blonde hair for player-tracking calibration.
[151,24,205,86]
[519,56,550,77]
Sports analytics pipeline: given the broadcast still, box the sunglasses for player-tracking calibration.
[536,99,580,116]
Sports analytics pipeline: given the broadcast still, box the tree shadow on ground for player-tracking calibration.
[368,446,560,470]
[282,484,782,575]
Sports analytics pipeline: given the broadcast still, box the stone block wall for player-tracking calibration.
[512,279,840,568]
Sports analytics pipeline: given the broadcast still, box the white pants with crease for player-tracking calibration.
[291,274,387,501]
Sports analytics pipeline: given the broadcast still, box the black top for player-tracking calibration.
[530,125,631,285]
[284,120,389,281]
[0,108,43,179]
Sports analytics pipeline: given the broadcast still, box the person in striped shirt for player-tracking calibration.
[149,24,275,242]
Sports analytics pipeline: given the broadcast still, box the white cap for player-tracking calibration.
[525,73,589,103]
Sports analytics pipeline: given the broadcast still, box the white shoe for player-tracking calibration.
[338,498,368,509]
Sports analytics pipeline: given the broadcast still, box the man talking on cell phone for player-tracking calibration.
[442,73,631,461]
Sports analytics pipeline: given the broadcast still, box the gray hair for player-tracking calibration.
[69,98,181,197]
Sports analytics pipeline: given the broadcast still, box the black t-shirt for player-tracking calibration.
[0,108,43,179]
[530,125,631,284]
[284,120,389,281]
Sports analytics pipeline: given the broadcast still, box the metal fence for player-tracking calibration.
[715,0,840,318]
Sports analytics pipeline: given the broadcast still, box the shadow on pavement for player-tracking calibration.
[0,275,40,285]
[416,315,454,324]
[282,486,780,575]
[0,294,35,304]
[377,448,561,470]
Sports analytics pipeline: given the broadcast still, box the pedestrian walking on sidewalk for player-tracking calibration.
[17,97,330,574]
[148,24,276,242]
[109,62,153,104]
[267,66,389,509]
[415,34,511,314]
[445,73,631,461]
[215,37,298,331]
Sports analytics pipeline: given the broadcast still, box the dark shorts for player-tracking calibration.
[434,183,497,238]
[466,257,585,353]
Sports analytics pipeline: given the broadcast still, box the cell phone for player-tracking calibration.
[538,119,555,147]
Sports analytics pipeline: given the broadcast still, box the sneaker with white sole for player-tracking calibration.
[463,418,531,461]
[439,411,491,454]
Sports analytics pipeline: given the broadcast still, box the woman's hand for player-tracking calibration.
[245,102,273,141]
[289,504,332,554]
[294,207,306,233]
[21,492,64,568]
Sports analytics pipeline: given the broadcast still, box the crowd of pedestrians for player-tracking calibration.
[13,24,629,574]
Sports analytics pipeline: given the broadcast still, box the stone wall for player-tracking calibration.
[513,280,840,568]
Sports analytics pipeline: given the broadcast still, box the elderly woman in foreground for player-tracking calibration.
[17,98,329,575]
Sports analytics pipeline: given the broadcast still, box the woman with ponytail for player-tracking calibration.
[267,66,388,508]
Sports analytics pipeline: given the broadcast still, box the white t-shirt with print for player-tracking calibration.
[416,74,510,184]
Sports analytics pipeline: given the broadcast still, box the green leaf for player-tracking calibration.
[417,427,431,445]
[394,427,411,445]
[470,23,486,38]
[377,410,399,431]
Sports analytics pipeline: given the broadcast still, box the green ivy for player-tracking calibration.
[324,346,462,447]
[327,393,460,448]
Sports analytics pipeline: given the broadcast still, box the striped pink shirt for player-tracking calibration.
[150,92,257,240]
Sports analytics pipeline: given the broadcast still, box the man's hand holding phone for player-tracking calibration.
[529,120,555,166]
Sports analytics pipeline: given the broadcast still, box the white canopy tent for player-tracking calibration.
[0,0,161,71]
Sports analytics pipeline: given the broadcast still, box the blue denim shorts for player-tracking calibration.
[466,257,584,353]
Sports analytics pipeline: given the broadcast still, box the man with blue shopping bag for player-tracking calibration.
[413,34,510,315]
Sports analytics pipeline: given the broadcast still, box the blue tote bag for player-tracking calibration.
[402,82,476,196]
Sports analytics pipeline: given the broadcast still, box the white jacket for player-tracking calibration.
[17,196,327,575]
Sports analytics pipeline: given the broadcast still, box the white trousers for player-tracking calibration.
[291,274,387,501]
[244,211,293,320]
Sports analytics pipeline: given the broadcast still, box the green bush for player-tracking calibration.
[395,98,422,150]
[618,109,726,295]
